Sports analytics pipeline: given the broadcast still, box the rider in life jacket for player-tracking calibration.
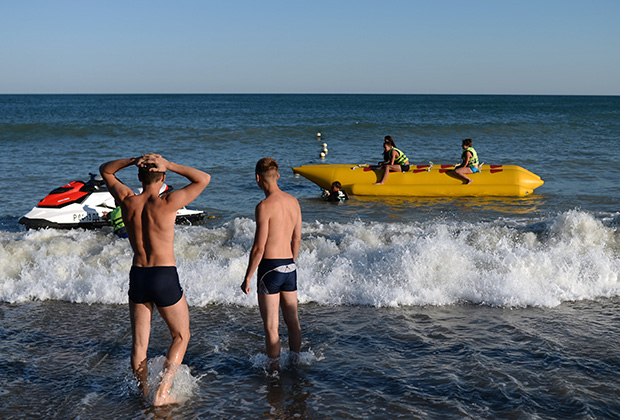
[322,181,349,202]
[453,138,480,184]
[374,135,410,185]
[110,205,128,238]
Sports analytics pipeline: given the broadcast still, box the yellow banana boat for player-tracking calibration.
[292,163,544,197]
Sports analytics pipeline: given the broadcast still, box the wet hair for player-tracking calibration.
[462,138,473,147]
[138,163,164,184]
[384,135,396,148]
[255,157,279,180]
[331,181,342,190]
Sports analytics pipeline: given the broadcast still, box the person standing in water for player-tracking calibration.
[453,138,480,184]
[322,181,349,202]
[241,157,302,368]
[100,153,210,406]
[374,135,410,185]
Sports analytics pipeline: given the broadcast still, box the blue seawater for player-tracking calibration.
[0,94,619,418]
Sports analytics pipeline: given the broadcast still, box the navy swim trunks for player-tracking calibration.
[257,258,297,295]
[129,266,183,307]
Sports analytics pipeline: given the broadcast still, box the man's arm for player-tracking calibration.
[291,202,302,261]
[142,154,211,209]
[241,203,269,294]
[99,157,138,203]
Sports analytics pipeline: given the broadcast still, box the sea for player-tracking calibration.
[0,94,619,419]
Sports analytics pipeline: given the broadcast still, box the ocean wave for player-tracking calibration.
[1,210,618,308]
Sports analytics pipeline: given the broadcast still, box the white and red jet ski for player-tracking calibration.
[19,173,206,229]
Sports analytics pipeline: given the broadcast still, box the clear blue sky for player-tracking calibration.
[1,0,619,94]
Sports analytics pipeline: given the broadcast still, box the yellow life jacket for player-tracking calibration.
[461,147,478,166]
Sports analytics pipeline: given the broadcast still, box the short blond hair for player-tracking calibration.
[255,157,279,180]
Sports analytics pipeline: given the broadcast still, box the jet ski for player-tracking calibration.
[19,173,207,229]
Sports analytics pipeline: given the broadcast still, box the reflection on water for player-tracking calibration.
[352,194,544,213]
[319,194,549,224]
[263,370,312,419]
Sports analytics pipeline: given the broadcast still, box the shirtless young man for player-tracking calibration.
[241,157,302,367]
[99,153,210,406]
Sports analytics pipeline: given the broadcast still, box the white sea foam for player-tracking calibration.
[1,210,618,308]
[144,356,198,405]
[250,350,319,372]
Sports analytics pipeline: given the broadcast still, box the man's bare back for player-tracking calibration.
[122,185,179,267]
[258,190,302,260]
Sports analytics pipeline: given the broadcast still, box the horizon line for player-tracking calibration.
[1,92,619,97]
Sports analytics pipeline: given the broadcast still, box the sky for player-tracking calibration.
[1,0,619,95]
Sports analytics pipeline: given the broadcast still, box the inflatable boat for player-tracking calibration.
[292,163,544,197]
[19,173,206,229]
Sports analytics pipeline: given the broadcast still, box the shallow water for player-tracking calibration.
[2,300,620,419]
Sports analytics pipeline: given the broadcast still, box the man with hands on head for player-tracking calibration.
[99,153,210,406]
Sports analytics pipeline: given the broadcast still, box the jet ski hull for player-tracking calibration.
[19,175,206,230]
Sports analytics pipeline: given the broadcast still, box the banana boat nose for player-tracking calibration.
[518,169,544,192]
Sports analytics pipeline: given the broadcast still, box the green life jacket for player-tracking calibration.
[384,147,408,165]
[110,206,125,231]
[461,147,479,167]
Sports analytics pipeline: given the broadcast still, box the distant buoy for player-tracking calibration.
[317,132,322,137]
[322,143,327,148]
[323,148,328,154]
[320,152,326,158]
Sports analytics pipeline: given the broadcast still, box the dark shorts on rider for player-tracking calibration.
[400,164,410,172]
[129,266,183,307]
[257,258,297,295]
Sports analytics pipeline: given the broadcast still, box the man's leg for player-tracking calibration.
[154,294,191,406]
[280,291,302,354]
[129,300,154,395]
[258,293,282,359]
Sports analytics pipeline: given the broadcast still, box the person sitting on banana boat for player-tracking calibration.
[452,138,480,185]
[374,135,410,185]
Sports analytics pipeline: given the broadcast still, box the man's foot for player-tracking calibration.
[373,182,384,185]
[289,352,300,366]
[134,358,149,397]
[153,390,178,407]
[465,179,473,185]
[153,362,180,406]
[268,357,280,373]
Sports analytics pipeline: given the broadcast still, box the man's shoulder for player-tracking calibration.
[275,190,299,205]
[258,191,299,209]
[121,193,138,206]
[280,190,299,201]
